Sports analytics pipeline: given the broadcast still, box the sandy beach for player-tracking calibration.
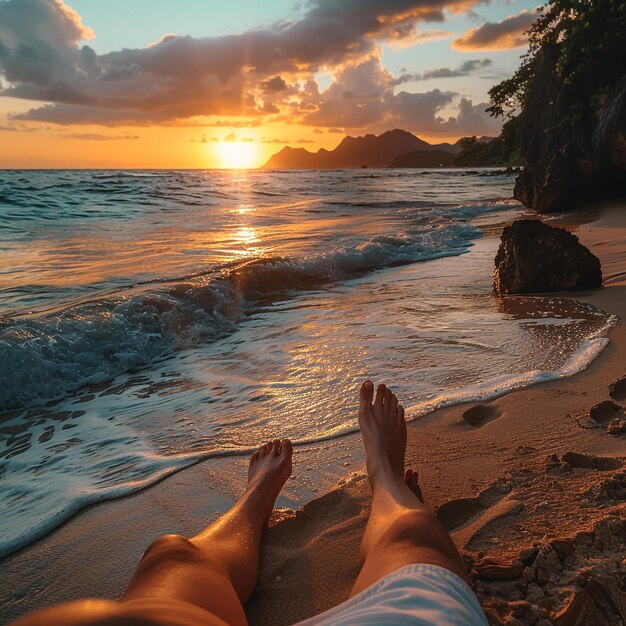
[1,202,625,625]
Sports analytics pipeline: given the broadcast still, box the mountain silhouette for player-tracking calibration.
[262,129,461,169]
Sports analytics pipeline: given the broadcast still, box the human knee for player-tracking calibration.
[377,509,446,549]
[141,534,203,567]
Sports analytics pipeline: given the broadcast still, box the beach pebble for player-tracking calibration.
[561,452,597,469]
[549,539,575,562]
[607,417,626,435]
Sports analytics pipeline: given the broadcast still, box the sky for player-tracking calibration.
[0,0,540,168]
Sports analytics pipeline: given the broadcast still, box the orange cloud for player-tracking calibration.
[452,8,539,51]
[2,0,490,126]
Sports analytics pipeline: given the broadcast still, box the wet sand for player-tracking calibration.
[1,203,625,625]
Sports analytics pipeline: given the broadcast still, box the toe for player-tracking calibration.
[360,380,374,406]
[411,471,419,490]
[250,450,260,465]
[261,442,272,458]
[280,439,293,458]
[272,439,281,455]
[389,393,398,414]
[375,384,386,406]
[404,468,413,482]
[384,388,392,408]
[397,404,405,421]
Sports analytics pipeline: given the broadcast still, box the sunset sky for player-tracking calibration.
[0,0,539,168]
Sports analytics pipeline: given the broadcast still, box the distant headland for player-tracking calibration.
[262,129,517,170]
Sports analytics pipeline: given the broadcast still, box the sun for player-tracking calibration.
[214,140,259,169]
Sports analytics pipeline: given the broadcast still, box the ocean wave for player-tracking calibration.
[92,172,167,179]
[0,222,479,412]
[0,314,615,560]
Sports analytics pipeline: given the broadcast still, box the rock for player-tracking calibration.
[518,547,539,566]
[589,400,622,422]
[514,46,626,213]
[595,457,623,471]
[474,559,525,581]
[562,452,598,470]
[552,579,622,626]
[607,417,626,436]
[536,566,551,586]
[593,75,626,179]
[608,375,626,402]
[549,539,576,562]
[493,220,602,294]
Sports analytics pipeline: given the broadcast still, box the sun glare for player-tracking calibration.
[214,141,259,169]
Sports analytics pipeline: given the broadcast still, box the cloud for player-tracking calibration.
[299,55,500,136]
[434,96,501,135]
[0,0,92,86]
[452,8,539,50]
[63,132,139,140]
[384,28,452,49]
[261,137,314,144]
[261,76,288,92]
[392,58,491,84]
[1,0,490,126]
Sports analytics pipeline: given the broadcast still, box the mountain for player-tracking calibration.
[388,149,457,168]
[262,129,461,169]
[453,136,522,168]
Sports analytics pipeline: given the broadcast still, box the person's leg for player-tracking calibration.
[351,381,469,597]
[12,439,293,626]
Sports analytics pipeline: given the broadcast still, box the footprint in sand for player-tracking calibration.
[609,374,626,402]
[461,404,502,428]
[574,377,626,436]
[435,483,523,549]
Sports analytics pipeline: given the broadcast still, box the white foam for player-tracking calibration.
[0,316,615,559]
[0,222,479,412]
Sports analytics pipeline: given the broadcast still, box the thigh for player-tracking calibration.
[123,534,248,626]
[11,598,229,626]
[352,510,469,596]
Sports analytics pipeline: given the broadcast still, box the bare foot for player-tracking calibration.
[247,439,293,517]
[358,380,407,484]
[404,468,423,502]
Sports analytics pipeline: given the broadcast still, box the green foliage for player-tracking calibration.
[488,0,626,119]
[454,127,523,167]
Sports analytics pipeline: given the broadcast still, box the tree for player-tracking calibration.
[488,0,626,120]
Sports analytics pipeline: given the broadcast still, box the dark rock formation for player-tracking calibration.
[262,129,461,169]
[454,136,522,168]
[493,220,602,294]
[514,46,626,212]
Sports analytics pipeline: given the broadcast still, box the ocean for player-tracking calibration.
[0,168,615,558]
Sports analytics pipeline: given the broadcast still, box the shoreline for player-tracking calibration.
[1,201,625,624]
[247,204,626,624]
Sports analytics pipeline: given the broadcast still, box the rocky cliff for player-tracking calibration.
[514,45,626,213]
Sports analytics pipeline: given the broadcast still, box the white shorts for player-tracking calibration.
[295,563,489,625]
